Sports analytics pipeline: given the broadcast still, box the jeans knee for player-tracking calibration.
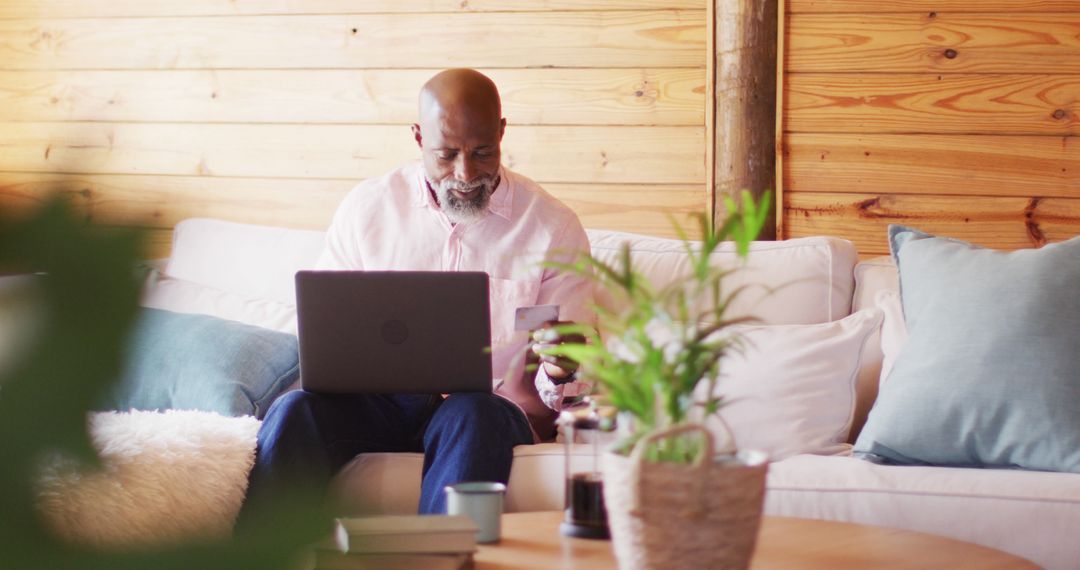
[440,393,505,422]
[260,390,320,439]
[429,393,529,444]
[265,388,312,416]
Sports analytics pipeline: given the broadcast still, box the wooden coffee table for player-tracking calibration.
[474,511,1039,569]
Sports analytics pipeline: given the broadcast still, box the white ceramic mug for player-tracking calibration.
[445,481,506,544]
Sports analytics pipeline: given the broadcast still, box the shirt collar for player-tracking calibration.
[485,168,513,221]
[410,164,435,209]
[410,163,513,222]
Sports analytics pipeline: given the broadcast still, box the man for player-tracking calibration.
[240,69,593,520]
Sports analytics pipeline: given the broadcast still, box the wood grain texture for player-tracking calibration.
[0,205,177,259]
[787,13,1080,74]
[0,69,705,126]
[127,228,174,260]
[774,0,788,238]
[715,0,778,238]
[0,12,705,70]
[785,74,1080,135]
[784,191,1080,254]
[545,183,705,238]
[0,172,704,238]
[0,1,705,19]
[783,133,1079,198]
[787,0,1080,13]
[779,2,1080,248]
[0,122,705,184]
[473,511,1039,569]
[704,0,716,224]
[0,1,711,243]
[0,172,350,229]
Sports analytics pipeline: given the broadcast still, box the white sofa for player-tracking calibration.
[131,218,1080,569]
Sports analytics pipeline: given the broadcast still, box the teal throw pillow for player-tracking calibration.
[854,225,1080,472]
[102,308,299,418]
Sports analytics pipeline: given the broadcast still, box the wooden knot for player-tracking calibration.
[1053,109,1068,120]
[943,49,958,59]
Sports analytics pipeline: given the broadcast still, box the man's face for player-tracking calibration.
[413,107,506,224]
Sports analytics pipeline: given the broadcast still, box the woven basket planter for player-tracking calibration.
[601,423,768,570]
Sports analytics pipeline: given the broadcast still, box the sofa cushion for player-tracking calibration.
[846,256,899,443]
[102,308,299,418]
[333,443,596,515]
[875,289,907,385]
[586,231,857,326]
[166,218,325,306]
[854,225,1080,472]
[766,454,1080,570]
[851,255,898,313]
[332,443,568,515]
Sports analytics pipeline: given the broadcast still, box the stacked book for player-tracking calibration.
[310,514,478,570]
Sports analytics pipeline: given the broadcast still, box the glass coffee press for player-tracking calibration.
[558,402,615,539]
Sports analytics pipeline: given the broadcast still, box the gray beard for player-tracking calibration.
[430,174,497,224]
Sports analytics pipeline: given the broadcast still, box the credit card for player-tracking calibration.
[514,304,560,332]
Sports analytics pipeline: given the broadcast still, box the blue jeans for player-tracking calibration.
[239,390,533,522]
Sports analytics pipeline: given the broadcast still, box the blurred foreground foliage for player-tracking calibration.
[0,199,326,569]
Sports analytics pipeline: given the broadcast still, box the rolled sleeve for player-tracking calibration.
[535,365,593,411]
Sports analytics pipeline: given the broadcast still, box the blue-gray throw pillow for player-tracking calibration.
[101,308,299,418]
[854,225,1080,473]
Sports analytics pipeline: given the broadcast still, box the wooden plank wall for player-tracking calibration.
[779,0,1080,256]
[0,1,708,258]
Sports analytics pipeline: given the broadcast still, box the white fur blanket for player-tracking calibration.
[37,410,259,547]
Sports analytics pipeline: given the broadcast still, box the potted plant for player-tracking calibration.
[542,190,772,570]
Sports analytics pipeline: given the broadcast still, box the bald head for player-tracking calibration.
[411,69,507,224]
[418,68,502,127]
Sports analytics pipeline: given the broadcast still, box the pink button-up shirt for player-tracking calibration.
[316,162,594,418]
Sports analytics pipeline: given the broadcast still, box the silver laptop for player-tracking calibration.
[295,271,492,394]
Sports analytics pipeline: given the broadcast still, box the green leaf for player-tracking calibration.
[549,190,774,463]
[0,198,329,568]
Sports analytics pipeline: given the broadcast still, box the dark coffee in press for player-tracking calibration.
[559,406,613,540]
[567,471,606,529]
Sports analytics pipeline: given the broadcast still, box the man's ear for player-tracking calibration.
[411,123,423,148]
[499,118,506,141]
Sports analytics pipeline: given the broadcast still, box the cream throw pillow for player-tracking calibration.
[697,309,883,460]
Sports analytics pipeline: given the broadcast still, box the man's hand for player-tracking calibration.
[530,321,586,384]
